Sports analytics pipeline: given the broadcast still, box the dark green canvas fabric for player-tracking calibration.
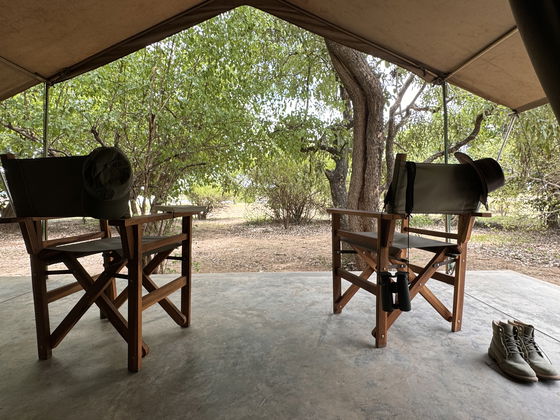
[1,147,131,219]
[386,160,482,214]
[1,155,85,217]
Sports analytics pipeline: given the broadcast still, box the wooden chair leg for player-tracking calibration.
[30,255,52,360]
[181,216,192,327]
[128,225,143,372]
[100,252,117,320]
[332,214,342,314]
[373,218,394,347]
[374,281,388,347]
[452,251,467,332]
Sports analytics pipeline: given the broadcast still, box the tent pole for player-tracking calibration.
[442,81,449,163]
[42,83,49,158]
[42,82,50,240]
[442,81,454,274]
[442,81,451,240]
[497,113,517,161]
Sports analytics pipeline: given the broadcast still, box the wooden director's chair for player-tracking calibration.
[0,148,202,372]
[328,153,504,347]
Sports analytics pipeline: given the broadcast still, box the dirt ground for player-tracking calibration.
[1,204,559,286]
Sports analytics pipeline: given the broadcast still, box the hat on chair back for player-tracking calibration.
[454,152,505,207]
[82,147,132,219]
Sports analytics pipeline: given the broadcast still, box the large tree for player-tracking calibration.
[323,40,430,231]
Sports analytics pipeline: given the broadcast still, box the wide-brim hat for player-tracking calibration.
[454,152,505,207]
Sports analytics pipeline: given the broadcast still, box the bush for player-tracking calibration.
[187,185,230,219]
[248,155,329,228]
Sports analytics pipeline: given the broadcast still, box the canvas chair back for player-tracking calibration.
[1,147,132,219]
[385,159,482,215]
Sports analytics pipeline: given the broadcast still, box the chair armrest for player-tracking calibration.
[108,213,176,227]
[327,208,404,220]
[0,217,22,224]
[152,205,206,217]
[108,207,203,227]
[43,231,106,248]
[472,212,492,217]
[0,216,62,223]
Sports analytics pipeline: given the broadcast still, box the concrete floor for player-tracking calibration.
[0,270,559,420]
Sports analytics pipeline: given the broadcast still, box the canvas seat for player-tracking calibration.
[340,231,460,256]
[0,148,203,372]
[328,153,504,347]
[48,236,176,254]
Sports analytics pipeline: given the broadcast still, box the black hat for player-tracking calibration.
[454,152,505,207]
[82,147,132,219]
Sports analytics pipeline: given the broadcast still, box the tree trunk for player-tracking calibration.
[325,154,348,209]
[325,39,385,232]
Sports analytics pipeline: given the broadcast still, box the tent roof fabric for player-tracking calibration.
[0,0,547,112]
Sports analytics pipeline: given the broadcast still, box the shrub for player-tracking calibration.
[187,185,230,219]
[248,155,329,228]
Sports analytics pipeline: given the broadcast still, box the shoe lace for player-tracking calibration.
[522,334,542,356]
[521,332,552,363]
[504,331,522,356]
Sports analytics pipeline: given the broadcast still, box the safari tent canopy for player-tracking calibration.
[0,0,555,115]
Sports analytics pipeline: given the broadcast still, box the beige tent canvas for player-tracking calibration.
[0,0,556,116]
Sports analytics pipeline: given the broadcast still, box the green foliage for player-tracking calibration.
[246,151,329,228]
[0,7,341,215]
[187,185,230,219]
[396,84,560,230]
[508,106,560,228]
[397,85,505,163]
[0,6,558,234]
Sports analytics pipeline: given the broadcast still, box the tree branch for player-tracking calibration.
[0,120,69,156]
[405,104,439,114]
[90,126,107,147]
[1,121,42,144]
[423,107,495,163]
[529,176,560,189]
[388,73,415,118]
[301,143,342,157]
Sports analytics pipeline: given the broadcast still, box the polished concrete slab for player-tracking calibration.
[0,271,559,420]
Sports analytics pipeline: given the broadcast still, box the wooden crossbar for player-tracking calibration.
[44,231,105,248]
[420,286,453,321]
[46,281,82,303]
[50,257,126,348]
[142,276,186,311]
[337,268,378,295]
[56,255,150,357]
[372,249,447,336]
[403,227,459,240]
[114,286,129,308]
[142,275,186,326]
[408,263,454,285]
[334,266,374,312]
[141,234,187,254]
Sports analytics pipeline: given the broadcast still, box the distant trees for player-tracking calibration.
[0,8,335,216]
[511,106,560,228]
[0,7,558,229]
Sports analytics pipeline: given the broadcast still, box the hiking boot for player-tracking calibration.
[488,321,537,382]
[509,320,560,381]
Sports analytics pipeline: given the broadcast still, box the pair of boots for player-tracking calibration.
[488,320,560,382]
